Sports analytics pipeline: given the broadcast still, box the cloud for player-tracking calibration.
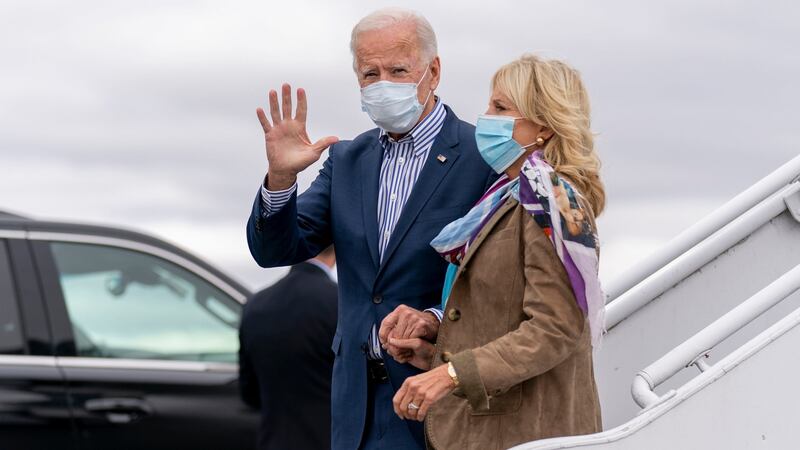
[1,0,798,290]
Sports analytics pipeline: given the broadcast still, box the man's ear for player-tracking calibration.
[428,56,441,91]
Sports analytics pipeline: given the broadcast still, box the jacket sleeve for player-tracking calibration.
[246,151,335,268]
[449,215,586,411]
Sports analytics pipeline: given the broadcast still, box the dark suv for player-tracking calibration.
[0,211,258,449]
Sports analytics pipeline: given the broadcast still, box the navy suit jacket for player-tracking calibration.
[246,105,496,450]
[239,262,337,450]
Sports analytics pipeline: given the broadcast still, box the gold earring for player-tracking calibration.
[536,137,545,146]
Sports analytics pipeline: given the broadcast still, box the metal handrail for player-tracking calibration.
[604,153,800,302]
[632,263,800,409]
[606,182,800,329]
[512,303,800,449]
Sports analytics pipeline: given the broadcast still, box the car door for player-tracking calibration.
[31,236,258,450]
[0,237,77,449]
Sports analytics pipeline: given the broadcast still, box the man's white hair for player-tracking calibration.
[350,8,438,70]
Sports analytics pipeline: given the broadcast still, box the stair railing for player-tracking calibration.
[604,154,800,304]
[631,263,800,409]
[606,182,800,329]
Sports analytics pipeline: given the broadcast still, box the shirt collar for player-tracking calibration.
[378,98,445,157]
[306,259,338,283]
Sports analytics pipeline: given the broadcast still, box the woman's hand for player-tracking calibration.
[379,305,440,343]
[379,305,440,368]
[393,364,455,422]
[387,337,435,370]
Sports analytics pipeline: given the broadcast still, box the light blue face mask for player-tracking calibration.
[475,114,537,173]
[360,66,432,134]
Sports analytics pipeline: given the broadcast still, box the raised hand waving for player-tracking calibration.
[256,83,339,190]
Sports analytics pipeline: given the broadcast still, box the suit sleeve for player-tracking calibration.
[238,321,261,409]
[449,215,586,411]
[246,151,335,268]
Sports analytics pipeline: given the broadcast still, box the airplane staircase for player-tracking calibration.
[512,154,800,449]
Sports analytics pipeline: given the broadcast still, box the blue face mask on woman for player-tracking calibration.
[475,114,537,173]
[360,66,432,134]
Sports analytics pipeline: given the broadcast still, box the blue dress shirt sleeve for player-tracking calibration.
[260,182,298,217]
[424,308,444,323]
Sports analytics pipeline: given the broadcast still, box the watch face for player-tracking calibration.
[447,362,458,380]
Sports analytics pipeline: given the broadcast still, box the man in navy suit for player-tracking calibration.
[239,247,338,450]
[246,8,495,450]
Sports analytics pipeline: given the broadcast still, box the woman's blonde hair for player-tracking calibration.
[492,54,605,216]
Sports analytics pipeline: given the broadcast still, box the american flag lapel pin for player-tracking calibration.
[437,154,447,163]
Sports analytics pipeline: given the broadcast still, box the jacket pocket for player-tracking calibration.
[470,384,522,416]
[331,332,342,356]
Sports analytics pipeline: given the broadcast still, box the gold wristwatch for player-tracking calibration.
[447,362,460,387]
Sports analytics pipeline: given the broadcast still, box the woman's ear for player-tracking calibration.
[540,127,555,141]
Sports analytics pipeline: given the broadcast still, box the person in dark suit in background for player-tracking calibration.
[239,246,338,450]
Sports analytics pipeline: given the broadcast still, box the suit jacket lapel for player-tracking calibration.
[361,138,383,269]
[458,198,517,270]
[377,114,461,275]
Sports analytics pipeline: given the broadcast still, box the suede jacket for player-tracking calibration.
[426,198,602,450]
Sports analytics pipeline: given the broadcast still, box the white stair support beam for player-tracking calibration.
[606,182,800,329]
[688,351,712,373]
[631,374,661,410]
[604,153,800,302]
[693,358,711,373]
[632,263,800,408]
[786,188,800,223]
[512,304,800,449]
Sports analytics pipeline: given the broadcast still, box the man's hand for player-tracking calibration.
[387,337,435,371]
[379,305,440,345]
[393,364,455,421]
[256,83,339,190]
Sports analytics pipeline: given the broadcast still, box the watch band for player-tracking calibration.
[447,362,460,387]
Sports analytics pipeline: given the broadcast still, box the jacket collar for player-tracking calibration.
[457,197,518,270]
[291,261,333,280]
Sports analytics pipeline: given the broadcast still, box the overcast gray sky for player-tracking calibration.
[1,0,798,291]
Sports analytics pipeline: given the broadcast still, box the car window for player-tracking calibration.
[0,240,24,355]
[50,242,241,363]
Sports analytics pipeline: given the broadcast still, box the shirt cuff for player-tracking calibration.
[260,181,297,217]
[424,307,444,323]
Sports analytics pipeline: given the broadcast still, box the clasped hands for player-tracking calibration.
[379,305,456,422]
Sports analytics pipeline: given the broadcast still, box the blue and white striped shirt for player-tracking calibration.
[261,99,447,359]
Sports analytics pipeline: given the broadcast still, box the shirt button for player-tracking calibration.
[441,351,452,363]
[390,193,397,201]
[372,295,383,304]
[398,157,405,165]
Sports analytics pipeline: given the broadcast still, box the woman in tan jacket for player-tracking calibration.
[383,55,606,450]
